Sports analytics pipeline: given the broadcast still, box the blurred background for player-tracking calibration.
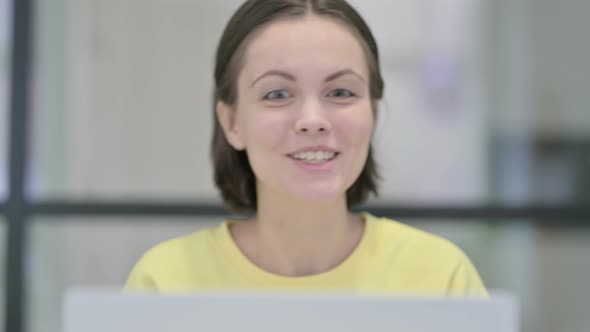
[1,0,589,332]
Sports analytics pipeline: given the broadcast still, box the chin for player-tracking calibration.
[286,183,347,204]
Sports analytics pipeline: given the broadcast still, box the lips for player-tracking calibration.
[289,151,338,162]
[286,146,340,164]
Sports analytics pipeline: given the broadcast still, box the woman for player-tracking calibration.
[126,0,487,296]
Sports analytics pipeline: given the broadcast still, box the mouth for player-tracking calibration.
[287,151,340,164]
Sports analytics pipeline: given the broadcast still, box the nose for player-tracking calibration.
[294,98,331,134]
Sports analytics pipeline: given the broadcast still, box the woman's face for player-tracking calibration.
[220,15,374,203]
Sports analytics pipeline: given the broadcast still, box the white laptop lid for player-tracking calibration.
[64,289,518,332]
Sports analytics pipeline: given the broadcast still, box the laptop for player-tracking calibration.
[64,289,518,332]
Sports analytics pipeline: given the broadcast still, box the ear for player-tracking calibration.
[216,101,246,150]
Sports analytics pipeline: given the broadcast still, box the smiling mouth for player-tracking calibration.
[287,151,340,164]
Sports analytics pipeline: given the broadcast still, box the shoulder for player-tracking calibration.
[363,213,487,295]
[124,223,223,290]
[364,213,468,261]
[140,228,213,263]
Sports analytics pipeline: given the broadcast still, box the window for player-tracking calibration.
[0,0,10,200]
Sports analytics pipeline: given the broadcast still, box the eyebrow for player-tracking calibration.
[251,70,296,87]
[325,69,365,83]
[250,68,365,87]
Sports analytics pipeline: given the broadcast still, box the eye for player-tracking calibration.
[263,89,291,100]
[327,89,356,98]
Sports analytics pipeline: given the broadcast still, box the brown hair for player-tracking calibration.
[211,0,384,213]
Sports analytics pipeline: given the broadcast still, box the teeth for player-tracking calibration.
[291,151,336,163]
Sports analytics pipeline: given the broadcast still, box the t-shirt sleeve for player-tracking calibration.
[446,255,488,297]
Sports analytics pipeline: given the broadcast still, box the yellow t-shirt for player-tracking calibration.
[125,213,487,296]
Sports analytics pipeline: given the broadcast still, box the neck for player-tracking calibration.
[232,188,364,277]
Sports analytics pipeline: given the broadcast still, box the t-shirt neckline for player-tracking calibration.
[214,212,376,287]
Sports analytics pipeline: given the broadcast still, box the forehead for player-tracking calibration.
[240,15,369,80]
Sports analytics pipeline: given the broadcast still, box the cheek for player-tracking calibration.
[336,108,374,146]
[241,110,291,149]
